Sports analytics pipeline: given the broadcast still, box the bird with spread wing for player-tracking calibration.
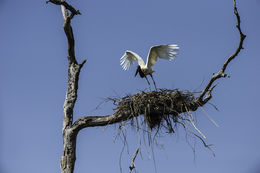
[120,44,179,90]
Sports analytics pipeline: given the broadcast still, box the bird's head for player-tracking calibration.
[135,65,146,78]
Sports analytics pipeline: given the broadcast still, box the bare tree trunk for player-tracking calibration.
[60,129,77,173]
[59,5,84,171]
[60,60,84,173]
[46,1,84,172]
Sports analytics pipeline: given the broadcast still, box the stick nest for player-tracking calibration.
[110,89,199,132]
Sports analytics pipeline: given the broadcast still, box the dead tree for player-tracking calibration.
[46,0,245,173]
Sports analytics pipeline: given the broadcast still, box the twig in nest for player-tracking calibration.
[178,121,215,156]
[185,107,206,139]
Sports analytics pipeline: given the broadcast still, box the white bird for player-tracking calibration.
[120,44,179,90]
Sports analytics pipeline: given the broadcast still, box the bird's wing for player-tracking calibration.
[146,44,179,68]
[120,50,146,70]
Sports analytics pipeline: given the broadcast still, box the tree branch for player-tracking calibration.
[197,0,246,102]
[46,0,81,16]
[71,112,131,132]
[129,148,139,172]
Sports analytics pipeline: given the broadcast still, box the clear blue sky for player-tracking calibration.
[1,0,260,173]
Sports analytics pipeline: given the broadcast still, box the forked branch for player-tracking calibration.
[197,0,246,103]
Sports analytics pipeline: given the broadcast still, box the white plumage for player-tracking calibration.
[120,44,179,89]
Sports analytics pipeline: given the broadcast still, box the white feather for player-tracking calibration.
[120,51,146,70]
[120,44,179,72]
[146,44,179,70]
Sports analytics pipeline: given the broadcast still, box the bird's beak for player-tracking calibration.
[135,67,139,77]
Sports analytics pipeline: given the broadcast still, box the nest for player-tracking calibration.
[107,88,215,156]
[110,89,199,132]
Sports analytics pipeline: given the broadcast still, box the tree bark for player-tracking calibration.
[60,129,77,173]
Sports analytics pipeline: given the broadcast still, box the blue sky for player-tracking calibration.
[1,0,260,173]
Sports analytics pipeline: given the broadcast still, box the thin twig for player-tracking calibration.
[178,121,215,156]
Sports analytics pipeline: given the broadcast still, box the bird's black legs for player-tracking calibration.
[144,75,150,86]
[150,74,157,91]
